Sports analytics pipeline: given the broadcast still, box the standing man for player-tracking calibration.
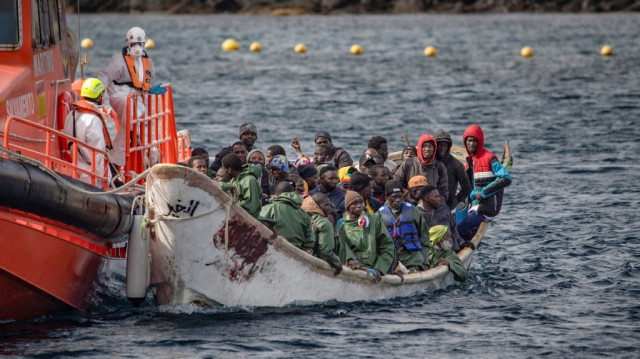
[309,165,345,219]
[434,129,472,210]
[314,131,353,169]
[394,133,449,205]
[97,27,166,168]
[63,78,114,187]
[458,124,512,240]
[211,122,258,172]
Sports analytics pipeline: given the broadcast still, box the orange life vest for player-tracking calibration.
[70,99,115,151]
[122,47,152,92]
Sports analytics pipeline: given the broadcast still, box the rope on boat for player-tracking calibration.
[224,200,231,261]
[0,144,149,195]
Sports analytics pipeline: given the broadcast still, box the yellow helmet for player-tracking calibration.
[81,78,105,99]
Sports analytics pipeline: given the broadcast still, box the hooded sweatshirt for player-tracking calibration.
[260,192,315,251]
[301,197,343,271]
[463,125,511,217]
[394,134,449,204]
[434,129,472,210]
[337,213,395,274]
[225,163,262,219]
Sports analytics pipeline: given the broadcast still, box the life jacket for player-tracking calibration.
[379,203,422,252]
[63,100,115,162]
[119,47,152,92]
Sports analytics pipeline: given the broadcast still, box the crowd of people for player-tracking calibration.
[185,121,512,280]
[69,26,512,281]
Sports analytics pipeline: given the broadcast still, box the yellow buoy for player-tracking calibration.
[222,38,239,52]
[521,46,533,58]
[294,43,307,54]
[424,46,437,57]
[350,44,363,55]
[600,45,613,56]
[80,38,93,49]
[250,42,262,52]
[144,39,155,49]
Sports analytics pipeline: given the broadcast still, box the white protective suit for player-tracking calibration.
[63,103,110,186]
[96,47,155,166]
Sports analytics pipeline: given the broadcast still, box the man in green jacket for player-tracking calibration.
[379,179,431,272]
[338,191,395,280]
[260,182,315,252]
[221,153,262,219]
[428,225,468,282]
[301,193,343,273]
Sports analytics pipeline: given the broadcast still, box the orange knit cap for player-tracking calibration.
[408,175,428,189]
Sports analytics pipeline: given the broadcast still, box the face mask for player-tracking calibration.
[130,44,143,59]
[440,240,453,251]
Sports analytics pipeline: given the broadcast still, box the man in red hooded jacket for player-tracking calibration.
[393,134,449,205]
[457,124,512,240]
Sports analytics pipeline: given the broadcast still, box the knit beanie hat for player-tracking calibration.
[239,122,257,138]
[429,225,448,246]
[297,165,318,179]
[344,190,363,210]
[338,166,352,183]
[385,179,403,196]
[246,149,265,165]
[270,155,289,173]
[434,129,452,144]
[295,156,312,168]
[314,131,332,143]
[350,172,371,192]
[407,175,428,189]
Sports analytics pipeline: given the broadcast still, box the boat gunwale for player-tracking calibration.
[148,163,487,287]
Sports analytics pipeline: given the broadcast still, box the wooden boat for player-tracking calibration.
[145,145,487,307]
[0,0,190,319]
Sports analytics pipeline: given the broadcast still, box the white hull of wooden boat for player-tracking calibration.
[146,164,486,308]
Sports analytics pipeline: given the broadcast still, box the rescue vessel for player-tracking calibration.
[0,0,190,319]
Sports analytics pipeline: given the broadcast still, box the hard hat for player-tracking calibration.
[81,78,105,99]
[126,27,147,45]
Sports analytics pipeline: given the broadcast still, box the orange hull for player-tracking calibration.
[0,209,126,320]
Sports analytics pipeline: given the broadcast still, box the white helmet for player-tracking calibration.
[126,27,146,45]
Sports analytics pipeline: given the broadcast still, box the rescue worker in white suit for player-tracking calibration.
[63,78,114,187]
[97,26,166,168]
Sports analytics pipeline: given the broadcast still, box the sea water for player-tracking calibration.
[1,13,639,358]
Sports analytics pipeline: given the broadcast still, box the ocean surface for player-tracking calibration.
[2,13,640,358]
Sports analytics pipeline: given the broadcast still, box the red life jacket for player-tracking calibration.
[122,47,152,92]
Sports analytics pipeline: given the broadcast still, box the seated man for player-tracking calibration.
[434,129,472,210]
[191,147,215,178]
[458,125,512,241]
[210,122,258,172]
[269,154,290,187]
[417,185,469,252]
[301,193,343,273]
[406,175,428,206]
[428,225,467,282]
[314,131,353,169]
[349,171,383,215]
[394,134,448,205]
[187,155,209,176]
[313,144,335,169]
[368,135,398,173]
[298,165,319,194]
[370,165,392,204]
[260,181,315,252]
[337,191,395,280]
[309,165,345,219]
[220,153,262,219]
[379,180,430,272]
